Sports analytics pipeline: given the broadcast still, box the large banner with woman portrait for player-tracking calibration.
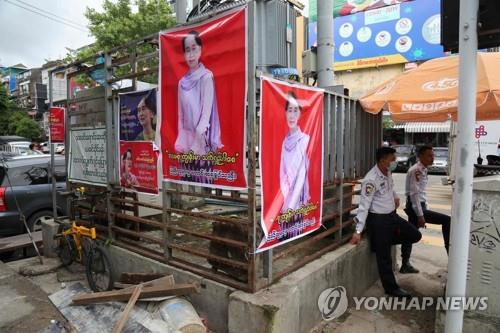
[257,77,324,253]
[119,88,159,194]
[159,8,247,189]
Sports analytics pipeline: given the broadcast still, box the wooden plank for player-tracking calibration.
[112,284,143,333]
[0,231,42,253]
[72,283,200,305]
[120,272,170,284]
[49,282,169,332]
[114,282,134,289]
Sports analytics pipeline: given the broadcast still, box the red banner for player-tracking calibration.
[119,141,159,194]
[257,77,324,253]
[159,8,247,189]
[49,107,65,143]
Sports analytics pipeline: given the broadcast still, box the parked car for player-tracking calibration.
[55,144,65,154]
[0,154,67,236]
[428,147,449,174]
[0,136,31,155]
[41,142,65,154]
[392,145,416,172]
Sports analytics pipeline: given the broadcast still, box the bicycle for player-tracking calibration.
[55,187,114,292]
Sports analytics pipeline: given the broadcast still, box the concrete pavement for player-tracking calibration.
[0,259,66,333]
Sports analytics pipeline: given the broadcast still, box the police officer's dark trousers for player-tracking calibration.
[402,198,450,263]
[368,211,422,293]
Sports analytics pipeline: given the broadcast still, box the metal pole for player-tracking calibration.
[104,52,115,240]
[176,0,187,24]
[445,0,478,332]
[247,1,258,291]
[49,70,57,219]
[317,0,334,87]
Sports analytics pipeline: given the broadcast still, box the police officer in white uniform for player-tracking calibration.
[401,145,450,273]
[351,147,422,297]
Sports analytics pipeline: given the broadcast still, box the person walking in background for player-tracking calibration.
[401,145,450,273]
[351,147,422,297]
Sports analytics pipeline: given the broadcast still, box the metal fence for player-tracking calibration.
[53,0,381,293]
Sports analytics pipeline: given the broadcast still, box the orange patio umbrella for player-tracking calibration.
[359,52,500,122]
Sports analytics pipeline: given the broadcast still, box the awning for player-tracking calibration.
[393,122,451,133]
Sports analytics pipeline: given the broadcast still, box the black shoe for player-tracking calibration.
[400,262,420,274]
[386,288,412,298]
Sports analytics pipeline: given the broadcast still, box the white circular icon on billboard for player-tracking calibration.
[357,26,372,43]
[395,36,412,53]
[375,31,391,47]
[339,23,354,38]
[339,41,354,57]
[395,18,412,35]
[422,14,441,44]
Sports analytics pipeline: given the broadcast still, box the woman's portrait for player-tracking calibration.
[174,30,223,155]
[280,91,311,214]
[120,149,139,188]
[135,89,157,142]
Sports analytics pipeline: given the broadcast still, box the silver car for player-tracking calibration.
[428,147,449,174]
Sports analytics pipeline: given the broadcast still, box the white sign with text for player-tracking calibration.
[69,127,107,186]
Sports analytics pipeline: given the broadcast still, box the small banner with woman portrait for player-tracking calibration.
[159,7,247,189]
[119,88,158,143]
[257,77,324,253]
[119,141,159,194]
[119,88,159,194]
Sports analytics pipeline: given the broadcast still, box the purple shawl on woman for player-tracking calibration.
[175,63,222,155]
[279,128,310,212]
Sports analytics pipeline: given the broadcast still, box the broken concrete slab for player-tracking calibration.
[49,282,175,333]
[8,256,63,276]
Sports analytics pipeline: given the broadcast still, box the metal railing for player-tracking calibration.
[56,1,381,293]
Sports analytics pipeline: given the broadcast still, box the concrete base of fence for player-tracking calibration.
[107,238,379,333]
[41,218,60,258]
[107,245,234,333]
[228,238,379,333]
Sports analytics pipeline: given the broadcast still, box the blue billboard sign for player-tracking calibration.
[308,0,444,71]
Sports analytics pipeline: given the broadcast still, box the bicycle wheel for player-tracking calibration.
[85,244,114,292]
[57,235,75,266]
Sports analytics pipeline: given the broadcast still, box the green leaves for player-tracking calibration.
[66,0,175,84]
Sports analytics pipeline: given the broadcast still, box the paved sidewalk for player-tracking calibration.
[311,242,448,333]
[0,259,65,333]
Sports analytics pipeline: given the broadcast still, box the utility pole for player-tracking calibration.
[176,0,187,24]
[445,0,478,332]
[317,0,334,88]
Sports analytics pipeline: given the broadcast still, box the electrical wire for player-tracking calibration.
[12,0,88,29]
[4,0,88,32]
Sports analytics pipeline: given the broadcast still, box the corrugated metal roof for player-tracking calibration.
[393,122,451,133]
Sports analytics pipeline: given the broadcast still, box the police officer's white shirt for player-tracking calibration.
[354,164,399,233]
[405,161,428,217]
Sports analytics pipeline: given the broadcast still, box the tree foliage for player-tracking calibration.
[6,112,41,139]
[65,0,175,85]
[13,117,42,139]
[86,0,175,52]
[0,84,15,135]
